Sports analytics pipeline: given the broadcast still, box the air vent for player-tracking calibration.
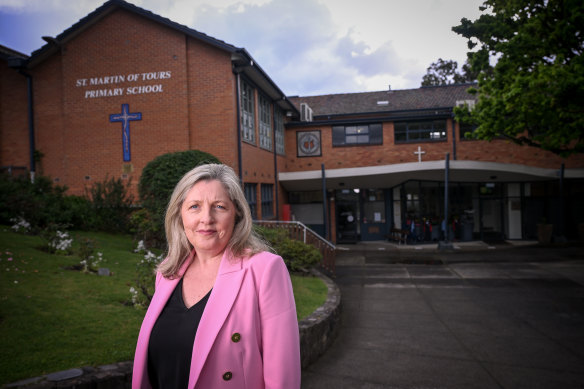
[456,99,476,110]
[300,103,313,122]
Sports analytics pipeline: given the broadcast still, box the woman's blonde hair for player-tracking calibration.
[158,163,270,278]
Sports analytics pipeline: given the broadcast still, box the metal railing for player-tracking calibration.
[254,220,336,274]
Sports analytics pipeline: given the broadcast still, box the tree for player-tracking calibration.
[452,0,584,156]
[421,58,477,86]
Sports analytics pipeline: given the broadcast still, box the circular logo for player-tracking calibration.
[299,132,319,155]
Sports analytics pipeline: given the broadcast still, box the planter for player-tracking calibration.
[537,224,553,244]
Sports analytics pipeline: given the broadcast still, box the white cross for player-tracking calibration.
[414,146,425,162]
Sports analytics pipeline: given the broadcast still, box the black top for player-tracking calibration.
[148,278,211,389]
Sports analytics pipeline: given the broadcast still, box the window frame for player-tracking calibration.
[244,183,257,219]
[240,80,255,144]
[260,184,274,219]
[274,106,285,155]
[394,119,447,143]
[258,94,272,151]
[332,123,383,147]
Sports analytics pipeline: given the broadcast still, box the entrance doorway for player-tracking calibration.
[336,190,359,243]
[480,198,505,241]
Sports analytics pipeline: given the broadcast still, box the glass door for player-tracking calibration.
[336,189,360,243]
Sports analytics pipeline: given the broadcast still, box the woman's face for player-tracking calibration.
[181,179,237,257]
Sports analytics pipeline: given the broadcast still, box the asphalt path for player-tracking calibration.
[301,243,584,389]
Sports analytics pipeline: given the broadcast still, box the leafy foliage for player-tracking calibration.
[255,226,322,272]
[0,174,70,232]
[421,58,477,86]
[0,173,134,233]
[138,150,221,246]
[452,0,584,156]
[85,176,134,232]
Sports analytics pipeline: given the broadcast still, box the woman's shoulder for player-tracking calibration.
[242,250,285,271]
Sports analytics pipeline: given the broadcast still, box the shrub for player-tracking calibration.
[0,174,70,233]
[255,226,322,272]
[138,150,220,247]
[39,224,73,255]
[276,238,322,272]
[129,208,164,249]
[130,241,164,308]
[61,195,96,231]
[86,176,134,233]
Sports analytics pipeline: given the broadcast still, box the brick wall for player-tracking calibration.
[0,62,29,170]
[283,120,584,172]
[2,9,262,198]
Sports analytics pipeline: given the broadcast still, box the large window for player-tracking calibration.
[244,183,257,219]
[261,184,274,219]
[240,80,255,144]
[394,120,446,143]
[274,107,285,155]
[258,94,272,150]
[332,124,382,146]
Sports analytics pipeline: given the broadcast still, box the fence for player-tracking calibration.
[254,220,336,274]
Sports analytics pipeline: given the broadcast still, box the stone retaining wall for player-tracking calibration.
[5,269,341,388]
[298,268,342,369]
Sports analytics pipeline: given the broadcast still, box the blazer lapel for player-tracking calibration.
[188,250,246,388]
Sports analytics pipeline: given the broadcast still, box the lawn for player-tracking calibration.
[0,227,327,384]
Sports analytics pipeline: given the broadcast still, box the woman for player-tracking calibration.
[132,164,300,388]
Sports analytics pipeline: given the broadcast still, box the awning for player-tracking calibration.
[278,160,584,191]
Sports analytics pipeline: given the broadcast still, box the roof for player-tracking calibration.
[290,83,477,118]
[0,44,28,61]
[23,0,298,114]
[29,0,239,61]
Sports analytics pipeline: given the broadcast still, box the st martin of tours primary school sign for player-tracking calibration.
[76,70,172,98]
[74,70,173,161]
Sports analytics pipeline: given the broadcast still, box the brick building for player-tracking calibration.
[1,0,583,243]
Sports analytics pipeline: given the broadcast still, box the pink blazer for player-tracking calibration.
[132,249,301,389]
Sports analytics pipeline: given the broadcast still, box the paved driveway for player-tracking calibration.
[301,244,584,389]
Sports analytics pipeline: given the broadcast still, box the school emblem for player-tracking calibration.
[297,131,321,157]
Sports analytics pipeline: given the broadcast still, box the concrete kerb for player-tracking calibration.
[4,269,342,388]
[299,267,342,369]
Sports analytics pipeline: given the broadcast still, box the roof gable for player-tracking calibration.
[29,0,239,66]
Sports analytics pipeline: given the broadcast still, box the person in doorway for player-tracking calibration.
[132,163,300,389]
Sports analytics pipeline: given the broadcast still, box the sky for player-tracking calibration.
[0,0,485,97]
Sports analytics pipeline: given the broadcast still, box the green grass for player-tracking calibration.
[0,227,327,384]
[292,274,329,321]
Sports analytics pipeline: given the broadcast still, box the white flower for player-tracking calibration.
[10,217,31,232]
[134,240,146,253]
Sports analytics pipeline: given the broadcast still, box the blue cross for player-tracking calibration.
[109,104,142,162]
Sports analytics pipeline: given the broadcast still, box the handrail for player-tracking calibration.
[254,220,336,274]
[255,220,336,249]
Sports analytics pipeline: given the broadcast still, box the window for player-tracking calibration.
[274,107,285,155]
[394,120,447,143]
[363,189,385,224]
[261,184,274,219]
[332,124,382,146]
[258,94,272,150]
[244,183,257,219]
[240,80,255,144]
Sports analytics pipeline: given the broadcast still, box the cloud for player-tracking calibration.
[189,0,415,95]
[0,0,486,95]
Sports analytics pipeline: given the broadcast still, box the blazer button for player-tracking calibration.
[231,332,241,343]
[222,371,233,381]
